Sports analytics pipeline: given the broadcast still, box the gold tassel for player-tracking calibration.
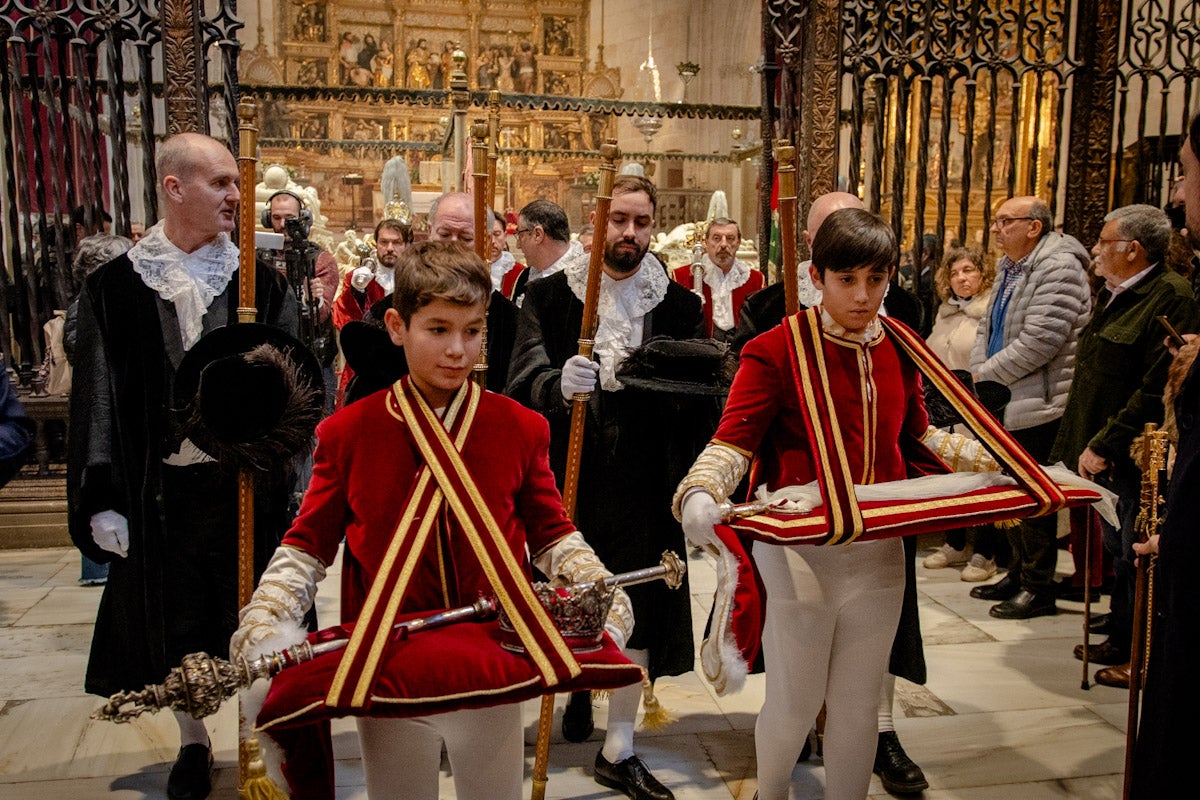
[996,518,1020,529]
[592,688,613,702]
[239,737,289,800]
[639,675,676,732]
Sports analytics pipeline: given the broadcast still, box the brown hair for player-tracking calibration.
[375,217,413,243]
[810,208,897,276]
[934,247,994,302]
[391,241,491,323]
[612,174,658,214]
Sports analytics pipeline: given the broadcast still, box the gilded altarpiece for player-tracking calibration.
[244,0,613,228]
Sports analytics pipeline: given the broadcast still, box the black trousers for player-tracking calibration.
[1005,419,1062,593]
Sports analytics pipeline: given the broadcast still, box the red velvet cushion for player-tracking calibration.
[728,484,1101,545]
[257,619,643,731]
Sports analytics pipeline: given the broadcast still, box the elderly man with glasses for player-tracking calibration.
[1050,204,1198,687]
[967,195,1091,619]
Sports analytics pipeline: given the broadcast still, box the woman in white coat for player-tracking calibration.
[924,248,1002,581]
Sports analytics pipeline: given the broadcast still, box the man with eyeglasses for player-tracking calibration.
[968,196,1091,619]
[509,199,580,307]
[1050,204,1197,688]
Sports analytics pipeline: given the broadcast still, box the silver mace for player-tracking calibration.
[94,551,686,723]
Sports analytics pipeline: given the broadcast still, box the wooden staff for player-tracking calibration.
[530,139,621,800]
[234,100,288,800]
[1124,425,1167,800]
[487,89,501,207]
[1080,506,1095,690]
[471,120,490,387]
[774,141,799,315]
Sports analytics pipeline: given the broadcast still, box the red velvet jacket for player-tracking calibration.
[284,385,577,622]
[715,320,931,495]
[671,263,764,337]
[499,262,528,300]
[332,270,387,330]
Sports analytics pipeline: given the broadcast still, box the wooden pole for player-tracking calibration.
[775,140,799,316]
[234,98,286,800]
[530,139,621,800]
[487,89,501,208]
[472,120,490,388]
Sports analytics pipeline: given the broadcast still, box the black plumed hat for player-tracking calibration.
[173,323,324,472]
[616,336,738,396]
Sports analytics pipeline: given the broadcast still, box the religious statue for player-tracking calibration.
[511,41,537,93]
[335,229,364,272]
[381,154,413,210]
[373,39,394,87]
[405,39,431,89]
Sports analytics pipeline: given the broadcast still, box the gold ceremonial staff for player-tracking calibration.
[92,553,685,724]
[472,120,490,387]
[775,141,799,316]
[487,90,501,208]
[1124,424,1167,800]
[530,139,621,800]
[234,99,288,800]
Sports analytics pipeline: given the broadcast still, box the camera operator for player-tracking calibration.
[261,190,339,412]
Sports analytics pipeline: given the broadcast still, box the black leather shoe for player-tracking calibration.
[1073,638,1128,665]
[563,690,595,742]
[594,751,675,800]
[1088,612,1113,634]
[970,573,1020,601]
[1055,578,1100,602]
[873,731,929,795]
[167,743,213,800]
[989,590,1057,619]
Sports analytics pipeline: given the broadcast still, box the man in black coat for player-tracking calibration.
[730,190,930,796]
[1129,114,1200,799]
[507,175,703,800]
[67,133,302,800]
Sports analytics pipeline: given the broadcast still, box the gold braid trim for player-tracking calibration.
[921,426,1002,473]
[672,442,750,520]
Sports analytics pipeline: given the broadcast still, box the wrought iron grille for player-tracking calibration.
[0,0,240,378]
[815,0,1200,320]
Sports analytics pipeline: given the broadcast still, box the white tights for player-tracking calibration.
[602,646,649,763]
[753,539,904,800]
[357,704,523,800]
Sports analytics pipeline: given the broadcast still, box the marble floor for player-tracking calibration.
[0,540,1127,799]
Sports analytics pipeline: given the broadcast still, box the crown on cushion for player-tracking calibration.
[498,580,615,654]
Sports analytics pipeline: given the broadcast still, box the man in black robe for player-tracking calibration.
[507,175,704,800]
[67,132,300,800]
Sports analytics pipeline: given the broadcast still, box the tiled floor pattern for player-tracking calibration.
[0,543,1125,799]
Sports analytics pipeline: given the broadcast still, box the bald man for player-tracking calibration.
[67,132,302,800]
[726,190,930,794]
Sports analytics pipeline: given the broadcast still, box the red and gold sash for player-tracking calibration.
[783,309,1068,546]
[325,378,581,711]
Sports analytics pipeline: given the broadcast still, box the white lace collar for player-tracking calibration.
[565,249,668,390]
[129,221,239,350]
[490,251,517,292]
[701,256,751,332]
[820,307,883,344]
[534,239,582,282]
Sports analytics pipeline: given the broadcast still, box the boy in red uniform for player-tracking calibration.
[231,241,632,800]
[677,209,938,800]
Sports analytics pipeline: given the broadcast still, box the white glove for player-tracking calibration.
[230,546,326,663]
[350,265,374,291]
[681,490,723,549]
[90,510,129,558]
[560,355,599,401]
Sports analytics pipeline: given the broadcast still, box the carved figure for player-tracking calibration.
[405,39,431,89]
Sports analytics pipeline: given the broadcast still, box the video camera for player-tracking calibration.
[257,219,333,366]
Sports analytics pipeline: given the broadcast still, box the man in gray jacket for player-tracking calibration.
[968,196,1091,619]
